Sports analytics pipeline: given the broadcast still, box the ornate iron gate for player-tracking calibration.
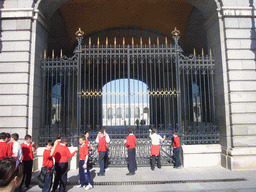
[40,28,218,166]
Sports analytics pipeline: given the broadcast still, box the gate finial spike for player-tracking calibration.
[210,49,212,57]
[60,49,62,58]
[75,28,84,37]
[123,37,125,45]
[202,48,204,57]
[157,37,159,45]
[106,37,108,46]
[165,37,167,45]
[52,49,54,58]
[44,50,46,59]
[172,27,180,36]
[132,37,134,46]
[97,37,100,46]
[89,37,91,46]
[149,37,151,45]
[140,37,142,46]
[114,37,116,46]
[194,48,196,57]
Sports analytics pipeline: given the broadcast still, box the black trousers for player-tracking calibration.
[20,160,33,188]
[173,147,181,167]
[99,151,106,174]
[104,148,109,169]
[151,154,161,170]
[52,162,68,192]
[127,148,136,173]
[42,171,53,192]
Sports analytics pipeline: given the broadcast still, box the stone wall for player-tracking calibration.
[220,1,256,169]
[0,0,48,142]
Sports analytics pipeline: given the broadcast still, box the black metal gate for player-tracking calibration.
[40,28,218,166]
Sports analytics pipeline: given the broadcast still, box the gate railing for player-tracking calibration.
[88,139,173,167]
[40,28,219,167]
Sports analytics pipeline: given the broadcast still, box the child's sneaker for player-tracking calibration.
[76,185,83,188]
[85,183,93,190]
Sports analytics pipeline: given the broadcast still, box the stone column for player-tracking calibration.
[219,4,256,170]
[0,0,48,142]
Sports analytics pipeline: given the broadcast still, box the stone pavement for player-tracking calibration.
[27,166,256,192]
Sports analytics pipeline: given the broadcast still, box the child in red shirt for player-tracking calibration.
[172,131,181,168]
[0,132,8,159]
[96,129,107,176]
[124,128,137,175]
[42,140,55,192]
[52,137,77,192]
[20,134,36,190]
[5,133,13,156]
[76,133,93,190]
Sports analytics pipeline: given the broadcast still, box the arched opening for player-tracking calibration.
[37,0,224,168]
[38,0,222,146]
[102,79,149,126]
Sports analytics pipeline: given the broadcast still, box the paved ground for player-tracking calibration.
[26,166,256,192]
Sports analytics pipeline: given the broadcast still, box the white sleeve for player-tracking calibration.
[12,142,18,153]
[105,133,110,143]
[95,134,99,143]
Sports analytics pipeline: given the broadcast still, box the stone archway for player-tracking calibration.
[35,0,228,169]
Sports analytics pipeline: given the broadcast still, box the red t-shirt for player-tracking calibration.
[21,142,36,161]
[126,134,136,149]
[173,136,180,148]
[53,144,77,163]
[7,141,13,156]
[98,136,107,152]
[0,141,8,159]
[79,140,91,160]
[43,149,53,168]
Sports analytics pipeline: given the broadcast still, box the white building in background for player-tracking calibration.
[102,103,149,126]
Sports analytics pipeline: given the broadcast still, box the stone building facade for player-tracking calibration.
[0,0,255,170]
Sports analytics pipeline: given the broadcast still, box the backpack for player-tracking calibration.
[37,166,53,188]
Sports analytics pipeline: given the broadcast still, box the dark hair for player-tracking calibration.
[61,137,68,143]
[0,158,23,187]
[56,134,62,140]
[46,140,54,147]
[79,135,85,140]
[152,128,157,133]
[24,134,31,140]
[99,129,103,134]
[128,128,133,134]
[5,133,10,139]
[11,133,19,141]
[0,132,6,140]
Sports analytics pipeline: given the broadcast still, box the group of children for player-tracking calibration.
[0,128,181,191]
[96,127,181,176]
[41,133,93,192]
[122,128,181,175]
[0,132,36,191]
